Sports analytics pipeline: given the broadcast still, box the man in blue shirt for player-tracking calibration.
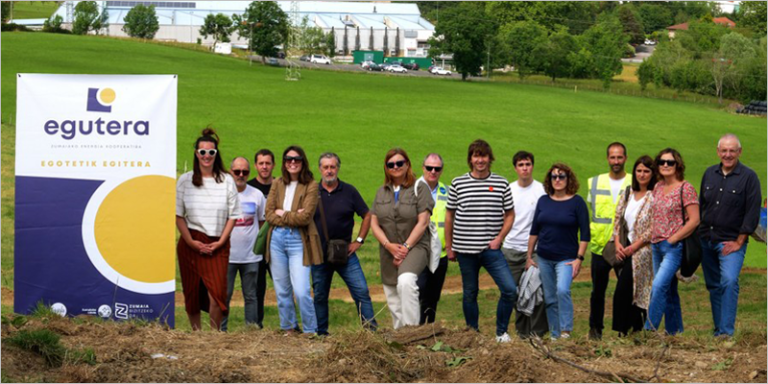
[699,134,762,338]
[312,152,377,336]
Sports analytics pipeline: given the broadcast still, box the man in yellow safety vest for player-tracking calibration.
[416,153,449,324]
[587,142,632,340]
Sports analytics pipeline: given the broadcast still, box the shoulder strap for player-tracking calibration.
[679,184,687,223]
[317,187,330,241]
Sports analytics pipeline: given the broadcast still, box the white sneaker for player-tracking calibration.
[561,332,571,339]
[496,332,511,343]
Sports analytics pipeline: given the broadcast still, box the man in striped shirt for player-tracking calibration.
[445,139,518,343]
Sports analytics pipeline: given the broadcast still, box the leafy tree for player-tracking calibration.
[716,32,757,103]
[43,14,67,33]
[638,4,673,35]
[1,2,10,24]
[637,59,654,90]
[355,26,360,51]
[486,1,598,35]
[583,15,628,89]
[232,1,288,63]
[541,26,578,81]
[741,37,767,102]
[618,4,645,45]
[298,16,325,54]
[428,3,496,80]
[122,4,159,39]
[416,1,461,24]
[199,13,234,48]
[676,21,729,59]
[325,27,336,57]
[501,20,548,79]
[738,1,767,36]
[73,1,108,35]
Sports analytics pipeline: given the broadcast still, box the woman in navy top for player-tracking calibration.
[526,163,590,340]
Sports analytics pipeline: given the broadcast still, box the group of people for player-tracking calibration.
[175,128,761,342]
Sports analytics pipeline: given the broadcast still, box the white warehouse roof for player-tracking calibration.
[52,1,434,31]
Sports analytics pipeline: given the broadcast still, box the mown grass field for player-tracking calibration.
[1,32,766,337]
[7,1,59,20]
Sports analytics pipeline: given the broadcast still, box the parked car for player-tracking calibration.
[431,67,452,76]
[402,63,419,70]
[361,60,374,69]
[644,39,656,45]
[389,64,408,73]
[266,57,280,66]
[277,52,286,59]
[310,54,331,65]
[379,62,393,71]
[368,63,384,71]
[299,55,310,62]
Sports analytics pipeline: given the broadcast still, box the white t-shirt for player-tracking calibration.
[610,176,626,203]
[229,185,267,264]
[503,180,546,252]
[176,172,242,237]
[283,181,298,212]
[623,193,646,243]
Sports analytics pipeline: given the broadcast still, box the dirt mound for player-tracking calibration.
[2,314,766,383]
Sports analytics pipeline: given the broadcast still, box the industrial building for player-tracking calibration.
[48,1,435,57]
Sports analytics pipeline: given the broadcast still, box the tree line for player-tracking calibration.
[423,1,766,102]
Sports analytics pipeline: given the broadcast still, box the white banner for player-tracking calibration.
[15,74,177,325]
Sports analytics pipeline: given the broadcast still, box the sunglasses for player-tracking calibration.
[658,159,677,167]
[550,174,568,181]
[425,166,443,173]
[197,149,218,157]
[232,169,250,177]
[386,160,406,169]
[284,156,303,163]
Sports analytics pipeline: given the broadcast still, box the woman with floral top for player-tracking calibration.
[612,155,657,336]
[645,148,700,335]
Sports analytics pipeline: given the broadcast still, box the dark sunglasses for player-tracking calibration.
[386,160,406,169]
[425,166,443,173]
[658,159,677,167]
[284,156,303,163]
[197,149,218,157]
[232,169,250,176]
[550,174,568,181]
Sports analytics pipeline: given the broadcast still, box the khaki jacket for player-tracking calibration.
[265,178,323,266]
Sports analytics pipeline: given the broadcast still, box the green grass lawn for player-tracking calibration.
[8,1,59,20]
[1,32,766,296]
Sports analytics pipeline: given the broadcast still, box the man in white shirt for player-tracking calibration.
[502,151,548,338]
[222,157,266,331]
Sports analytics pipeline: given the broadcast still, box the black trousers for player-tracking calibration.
[589,252,620,332]
[612,256,647,335]
[417,257,449,324]
[255,258,273,327]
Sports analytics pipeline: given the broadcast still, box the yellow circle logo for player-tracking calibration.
[99,88,116,105]
[94,175,175,283]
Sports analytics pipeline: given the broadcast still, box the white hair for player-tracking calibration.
[717,134,742,149]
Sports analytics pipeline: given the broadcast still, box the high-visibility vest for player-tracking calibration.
[588,173,632,255]
[431,181,448,257]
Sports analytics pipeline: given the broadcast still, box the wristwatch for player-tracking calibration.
[403,242,411,251]
[577,255,585,261]
[356,237,365,244]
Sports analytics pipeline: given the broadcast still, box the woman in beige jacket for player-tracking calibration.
[265,145,322,334]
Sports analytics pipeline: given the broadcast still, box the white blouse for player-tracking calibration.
[623,193,647,243]
[176,172,241,237]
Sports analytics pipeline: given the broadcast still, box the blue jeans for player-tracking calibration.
[457,249,518,336]
[221,261,260,332]
[270,227,317,333]
[538,257,574,338]
[701,239,747,337]
[645,240,684,335]
[311,253,378,335]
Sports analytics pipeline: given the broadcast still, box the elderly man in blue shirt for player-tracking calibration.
[699,134,762,339]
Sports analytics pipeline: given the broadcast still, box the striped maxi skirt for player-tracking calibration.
[177,229,230,317]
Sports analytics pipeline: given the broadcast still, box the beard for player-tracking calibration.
[323,175,338,184]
